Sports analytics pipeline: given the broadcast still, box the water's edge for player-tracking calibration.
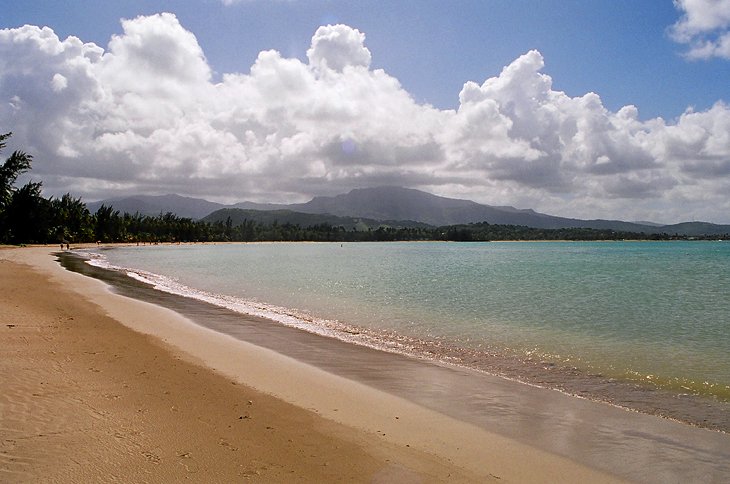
[62,249,730,433]
[57,250,730,483]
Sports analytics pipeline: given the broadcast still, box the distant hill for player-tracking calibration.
[88,187,730,237]
[231,201,290,211]
[657,222,730,237]
[202,208,431,231]
[289,187,730,236]
[86,194,226,219]
[290,186,480,224]
[287,186,650,231]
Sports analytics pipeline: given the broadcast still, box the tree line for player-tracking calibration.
[0,132,706,245]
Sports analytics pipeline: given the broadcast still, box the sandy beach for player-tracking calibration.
[0,246,632,482]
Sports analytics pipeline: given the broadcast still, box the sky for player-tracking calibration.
[1,0,730,224]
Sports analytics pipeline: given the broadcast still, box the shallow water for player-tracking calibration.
[82,241,730,429]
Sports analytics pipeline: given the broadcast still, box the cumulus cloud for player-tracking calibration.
[307,24,372,72]
[1,14,730,223]
[670,0,730,59]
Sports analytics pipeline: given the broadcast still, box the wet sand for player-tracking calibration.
[1,246,623,483]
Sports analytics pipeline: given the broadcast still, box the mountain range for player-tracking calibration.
[87,186,730,237]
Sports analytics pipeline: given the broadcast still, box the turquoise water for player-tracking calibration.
[91,241,730,402]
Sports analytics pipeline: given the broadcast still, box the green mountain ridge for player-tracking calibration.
[88,187,730,237]
[202,208,431,231]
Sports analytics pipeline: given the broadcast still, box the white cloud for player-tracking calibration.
[307,24,372,72]
[671,0,730,38]
[50,73,68,92]
[671,0,730,59]
[1,14,730,223]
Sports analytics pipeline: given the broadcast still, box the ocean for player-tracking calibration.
[78,241,730,432]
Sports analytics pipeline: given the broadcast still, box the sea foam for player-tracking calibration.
[83,249,436,363]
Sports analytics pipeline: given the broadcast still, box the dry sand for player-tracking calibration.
[0,246,622,483]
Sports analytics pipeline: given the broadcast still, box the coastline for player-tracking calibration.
[1,246,623,483]
[75,241,730,432]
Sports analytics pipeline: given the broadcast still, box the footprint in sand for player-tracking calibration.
[141,451,160,464]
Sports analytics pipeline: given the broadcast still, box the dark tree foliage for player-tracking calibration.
[49,193,93,242]
[1,132,43,243]
[94,204,124,243]
[0,132,33,209]
[3,181,50,243]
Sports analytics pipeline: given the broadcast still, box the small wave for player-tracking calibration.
[81,249,443,364]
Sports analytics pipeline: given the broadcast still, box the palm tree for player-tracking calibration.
[0,132,33,210]
[49,193,93,243]
[1,132,38,242]
[4,181,50,243]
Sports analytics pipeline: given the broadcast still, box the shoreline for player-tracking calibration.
[1,246,624,483]
[74,242,730,432]
[4,245,730,482]
[56,245,730,483]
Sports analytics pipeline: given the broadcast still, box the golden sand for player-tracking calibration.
[0,247,621,483]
